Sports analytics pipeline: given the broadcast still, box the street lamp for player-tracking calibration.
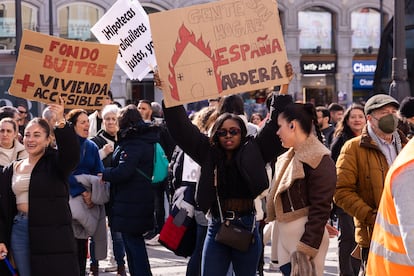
[15,0,22,59]
[380,0,383,36]
[49,0,53,35]
[389,0,411,101]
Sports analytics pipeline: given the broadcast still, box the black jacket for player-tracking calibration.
[103,125,159,234]
[163,96,287,213]
[330,131,355,163]
[0,124,80,276]
[91,129,117,167]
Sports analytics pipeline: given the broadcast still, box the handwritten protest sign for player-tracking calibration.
[8,30,118,109]
[91,0,156,81]
[182,154,201,183]
[149,0,288,107]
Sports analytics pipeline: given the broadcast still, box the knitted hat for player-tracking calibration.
[399,97,414,118]
[364,94,399,115]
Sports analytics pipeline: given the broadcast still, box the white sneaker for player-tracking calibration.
[145,234,160,246]
[104,265,118,272]
[269,261,280,272]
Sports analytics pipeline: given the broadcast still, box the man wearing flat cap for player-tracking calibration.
[334,94,408,274]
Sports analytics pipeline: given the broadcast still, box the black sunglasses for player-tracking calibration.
[216,128,241,137]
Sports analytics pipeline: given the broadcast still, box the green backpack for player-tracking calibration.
[137,143,169,184]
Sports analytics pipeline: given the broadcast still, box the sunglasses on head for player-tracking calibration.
[216,128,241,137]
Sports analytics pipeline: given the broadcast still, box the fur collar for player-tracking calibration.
[275,135,330,195]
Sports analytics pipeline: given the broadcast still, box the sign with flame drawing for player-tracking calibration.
[149,0,288,107]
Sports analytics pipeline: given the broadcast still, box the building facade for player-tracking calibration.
[0,0,393,113]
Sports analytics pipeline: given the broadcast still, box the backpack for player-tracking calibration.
[137,142,169,184]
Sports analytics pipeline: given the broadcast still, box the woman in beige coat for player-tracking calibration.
[0,117,27,169]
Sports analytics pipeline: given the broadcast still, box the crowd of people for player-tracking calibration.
[1,69,414,276]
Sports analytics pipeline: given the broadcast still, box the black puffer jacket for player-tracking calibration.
[163,94,289,213]
[0,124,80,276]
[103,125,159,234]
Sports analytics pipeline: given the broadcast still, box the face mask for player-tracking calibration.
[374,113,399,134]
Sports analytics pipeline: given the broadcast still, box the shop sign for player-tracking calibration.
[353,60,376,76]
[300,61,336,74]
[353,75,374,89]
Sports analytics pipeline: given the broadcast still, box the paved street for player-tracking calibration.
[96,237,339,275]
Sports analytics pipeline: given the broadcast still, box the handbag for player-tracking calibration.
[159,185,197,257]
[215,220,254,252]
[213,168,255,252]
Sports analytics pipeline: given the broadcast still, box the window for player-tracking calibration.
[351,8,380,53]
[0,1,38,50]
[298,7,333,54]
[58,3,104,41]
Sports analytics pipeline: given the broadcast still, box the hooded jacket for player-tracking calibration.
[103,124,159,234]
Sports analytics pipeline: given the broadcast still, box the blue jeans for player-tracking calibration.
[121,233,151,276]
[111,230,126,265]
[11,213,31,276]
[201,215,261,276]
[187,224,208,276]
[90,237,98,267]
[90,229,125,267]
[337,208,360,276]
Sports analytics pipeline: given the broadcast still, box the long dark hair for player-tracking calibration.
[333,104,365,138]
[280,103,324,143]
[209,113,248,147]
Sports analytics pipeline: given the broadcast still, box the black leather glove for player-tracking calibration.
[270,93,293,120]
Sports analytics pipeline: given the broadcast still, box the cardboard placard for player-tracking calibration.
[91,0,157,81]
[149,0,288,107]
[182,154,200,183]
[8,30,118,110]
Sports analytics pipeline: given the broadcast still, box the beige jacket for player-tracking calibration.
[0,139,27,168]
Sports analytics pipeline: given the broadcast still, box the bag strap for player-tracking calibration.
[214,167,225,223]
[136,168,151,181]
[136,143,156,181]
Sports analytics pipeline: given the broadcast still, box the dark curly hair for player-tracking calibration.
[65,109,88,125]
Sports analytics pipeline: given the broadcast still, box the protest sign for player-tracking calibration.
[91,0,156,81]
[182,154,200,183]
[149,0,288,107]
[8,30,118,110]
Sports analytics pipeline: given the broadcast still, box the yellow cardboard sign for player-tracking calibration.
[149,0,288,107]
[8,30,118,110]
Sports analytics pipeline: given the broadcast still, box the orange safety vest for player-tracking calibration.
[367,139,414,275]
